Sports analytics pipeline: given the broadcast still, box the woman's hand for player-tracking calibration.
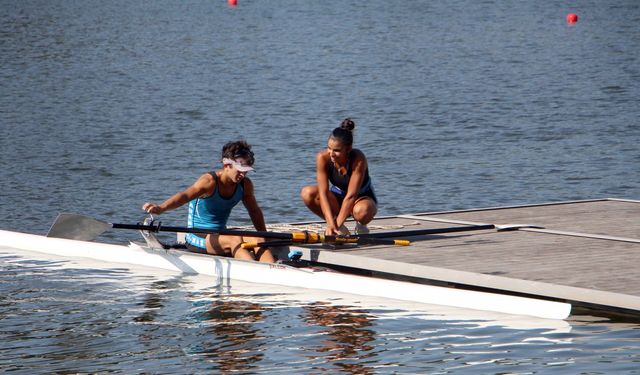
[142,202,164,214]
[325,223,350,236]
[325,224,336,236]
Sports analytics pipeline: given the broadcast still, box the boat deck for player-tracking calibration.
[274,198,640,318]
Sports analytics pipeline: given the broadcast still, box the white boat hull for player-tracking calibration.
[0,229,571,320]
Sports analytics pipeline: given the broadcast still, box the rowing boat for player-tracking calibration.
[0,228,571,320]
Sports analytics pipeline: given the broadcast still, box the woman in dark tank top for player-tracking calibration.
[300,118,378,236]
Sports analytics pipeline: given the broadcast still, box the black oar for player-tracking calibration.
[47,213,533,245]
[47,213,410,246]
[359,224,495,239]
[357,223,544,239]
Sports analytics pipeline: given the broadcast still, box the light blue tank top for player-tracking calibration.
[185,173,244,248]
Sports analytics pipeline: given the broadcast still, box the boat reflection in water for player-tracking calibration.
[180,277,573,374]
[1,247,574,374]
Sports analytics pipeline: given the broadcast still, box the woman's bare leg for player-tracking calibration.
[243,236,275,263]
[300,185,340,219]
[352,197,377,225]
[207,234,256,261]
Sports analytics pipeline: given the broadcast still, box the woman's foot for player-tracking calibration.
[355,222,369,234]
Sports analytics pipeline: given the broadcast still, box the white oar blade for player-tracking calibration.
[47,213,112,241]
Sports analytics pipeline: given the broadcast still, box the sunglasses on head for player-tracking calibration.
[233,150,254,166]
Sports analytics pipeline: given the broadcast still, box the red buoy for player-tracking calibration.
[566,13,578,24]
[228,0,237,6]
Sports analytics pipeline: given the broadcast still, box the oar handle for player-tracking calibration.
[342,236,411,246]
[392,240,411,246]
[241,240,293,249]
[242,234,411,247]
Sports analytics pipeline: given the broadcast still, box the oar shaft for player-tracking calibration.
[241,240,296,249]
[359,224,496,239]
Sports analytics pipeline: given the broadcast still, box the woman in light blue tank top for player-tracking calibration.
[142,141,275,263]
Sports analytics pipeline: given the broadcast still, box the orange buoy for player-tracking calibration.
[566,13,578,24]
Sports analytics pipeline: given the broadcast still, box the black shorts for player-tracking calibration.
[330,184,378,205]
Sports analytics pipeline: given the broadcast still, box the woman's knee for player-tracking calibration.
[353,200,377,222]
[210,235,242,254]
[300,185,317,204]
[232,247,257,261]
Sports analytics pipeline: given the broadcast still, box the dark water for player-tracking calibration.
[2,0,639,235]
[2,0,640,373]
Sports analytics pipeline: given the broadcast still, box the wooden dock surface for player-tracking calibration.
[280,198,640,317]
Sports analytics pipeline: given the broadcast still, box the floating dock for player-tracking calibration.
[274,198,640,319]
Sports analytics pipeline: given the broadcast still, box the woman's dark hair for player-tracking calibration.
[222,140,255,166]
[330,118,355,147]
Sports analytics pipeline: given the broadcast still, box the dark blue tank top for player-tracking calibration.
[328,150,372,194]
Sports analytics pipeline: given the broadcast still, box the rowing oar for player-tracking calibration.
[46,213,410,246]
[241,234,410,249]
[239,223,519,249]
